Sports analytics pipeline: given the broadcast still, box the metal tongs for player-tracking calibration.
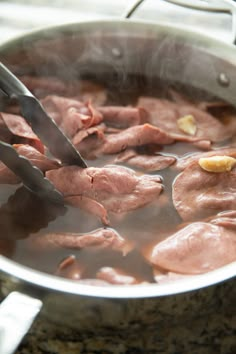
[0,62,87,203]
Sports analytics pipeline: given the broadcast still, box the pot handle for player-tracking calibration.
[0,291,42,354]
[124,0,236,44]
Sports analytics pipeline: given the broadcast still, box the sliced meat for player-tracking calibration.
[65,195,110,225]
[138,96,236,142]
[176,148,236,170]
[46,165,163,214]
[96,267,143,285]
[33,227,132,255]
[98,106,148,128]
[41,96,103,138]
[56,255,84,280]
[149,222,236,274]
[115,149,176,171]
[210,210,236,230]
[0,112,44,153]
[72,124,105,147]
[173,161,236,221]
[102,124,174,154]
[0,144,60,184]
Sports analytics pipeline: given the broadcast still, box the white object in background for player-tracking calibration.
[0,292,42,354]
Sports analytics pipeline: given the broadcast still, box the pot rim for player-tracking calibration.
[0,19,235,299]
[0,255,235,298]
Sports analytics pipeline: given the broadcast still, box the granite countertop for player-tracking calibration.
[9,277,235,354]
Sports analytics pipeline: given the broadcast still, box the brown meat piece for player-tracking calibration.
[41,96,103,138]
[149,222,236,274]
[102,124,174,154]
[34,228,132,255]
[0,144,60,184]
[138,97,236,142]
[115,149,176,171]
[96,267,142,285]
[46,165,163,213]
[0,112,44,153]
[98,106,148,128]
[173,161,236,221]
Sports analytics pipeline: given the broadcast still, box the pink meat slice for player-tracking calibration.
[173,161,236,221]
[115,149,176,171]
[65,195,110,225]
[176,147,236,170]
[0,112,44,153]
[46,165,163,213]
[102,123,174,154]
[0,144,60,184]
[149,222,236,274]
[33,227,132,255]
[41,95,103,138]
[96,267,142,285]
[72,124,105,147]
[98,106,148,128]
[138,97,236,142]
[56,256,84,280]
[210,210,236,230]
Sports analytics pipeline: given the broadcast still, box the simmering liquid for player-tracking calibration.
[0,76,235,285]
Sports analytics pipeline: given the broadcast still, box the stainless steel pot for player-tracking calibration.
[0,1,236,353]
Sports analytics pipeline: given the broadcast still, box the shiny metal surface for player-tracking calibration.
[0,18,235,354]
[0,20,235,300]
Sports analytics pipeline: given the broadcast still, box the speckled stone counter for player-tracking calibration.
[9,277,235,354]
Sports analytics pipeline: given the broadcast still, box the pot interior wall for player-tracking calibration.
[0,22,236,105]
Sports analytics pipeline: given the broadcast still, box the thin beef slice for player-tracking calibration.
[98,106,148,128]
[102,123,174,154]
[138,97,236,142]
[0,112,44,153]
[173,161,236,221]
[176,147,236,170]
[33,228,132,255]
[149,222,236,274]
[0,144,60,184]
[46,165,163,214]
[41,95,103,138]
[115,149,176,171]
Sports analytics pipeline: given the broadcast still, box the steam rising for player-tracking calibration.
[1,21,235,103]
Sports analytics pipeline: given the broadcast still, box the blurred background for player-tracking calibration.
[1,0,236,45]
[0,0,136,42]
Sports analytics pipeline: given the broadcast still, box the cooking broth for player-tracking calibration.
[0,75,235,285]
